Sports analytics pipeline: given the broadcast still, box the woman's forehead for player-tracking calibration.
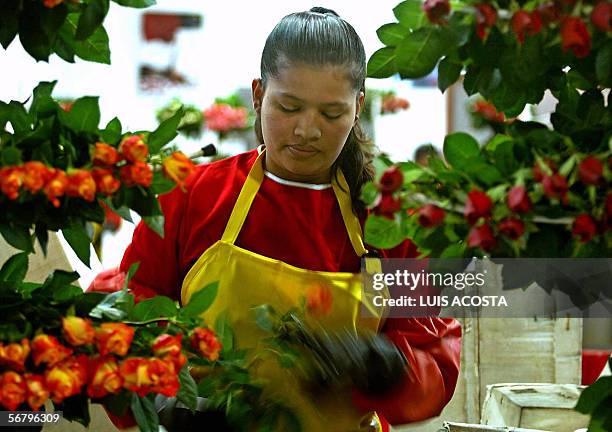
[266,63,356,101]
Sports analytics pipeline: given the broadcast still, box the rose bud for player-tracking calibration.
[379,166,404,193]
[119,135,148,163]
[0,371,26,411]
[162,152,196,191]
[44,356,88,404]
[119,357,152,396]
[475,3,497,40]
[191,328,222,362]
[22,161,48,194]
[542,173,569,204]
[306,283,334,316]
[0,339,30,371]
[423,0,451,25]
[374,194,402,220]
[147,358,180,397]
[24,374,49,411]
[0,167,24,200]
[467,224,496,252]
[152,334,186,371]
[95,323,135,357]
[92,168,121,196]
[591,2,611,32]
[533,159,556,182]
[498,218,525,240]
[93,142,120,166]
[43,0,63,8]
[62,316,96,346]
[572,214,597,243]
[31,334,73,367]
[507,186,532,213]
[511,10,542,44]
[561,17,592,58]
[119,161,153,188]
[66,169,96,201]
[578,156,603,185]
[417,204,445,227]
[464,189,493,225]
[87,356,123,399]
[43,168,68,208]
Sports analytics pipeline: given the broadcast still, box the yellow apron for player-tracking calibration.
[181,149,384,432]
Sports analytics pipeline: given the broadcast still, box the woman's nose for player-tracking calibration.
[294,112,322,140]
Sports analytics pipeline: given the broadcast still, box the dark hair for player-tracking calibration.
[256,7,374,213]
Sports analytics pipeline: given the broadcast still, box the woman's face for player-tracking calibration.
[252,63,364,184]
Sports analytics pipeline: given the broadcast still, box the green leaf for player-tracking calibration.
[130,394,159,432]
[215,310,234,352]
[360,182,379,207]
[254,304,276,332]
[151,170,176,195]
[89,289,131,320]
[0,223,34,253]
[443,132,480,169]
[100,117,122,144]
[148,108,183,153]
[180,281,219,319]
[30,81,58,120]
[575,376,612,414]
[1,147,22,165]
[437,56,462,93]
[124,261,140,290]
[57,394,90,427]
[76,0,110,40]
[102,197,133,223]
[1,101,31,133]
[112,0,156,8]
[393,0,427,30]
[177,366,198,411]
[53,284,84,302]
[58,96,101,133]
[463,66,499,96]
[595,41,612,86]
[440,243,466,258]
[376,23,408,46]
[364,215,404,250]
[62,223,91,267]
[0,7,19,49]
[130,296,177,321]
[0,253,29,284]
[18,13,53,62]
[143,215,165,239]
[366,47,397,79]
[465,162,503,186]
[395,27,445,79]
[35,224,49,256]
[60,14,111,64]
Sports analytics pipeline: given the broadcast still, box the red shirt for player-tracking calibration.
[118,149,461,426]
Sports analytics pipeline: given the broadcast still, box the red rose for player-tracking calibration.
[417,204,445,227]
[45,355,88,403]
[498,218,525,240]
[63,316,96,346]
[467,224,496,252]
[538,2,561,25]
[24,374,48,411]
[31,334,73,367]
[0,372,26,411]
[379,166,404,193]
[0,167,24,200]
[43,168,68,208]
[92,168,121,196]
[22,161,49,194]
[95,323,135,357]
[473,100,506,123]
[119,135,148,163]
[533,159,556,182]
[190,328,222,362]
[162,152,196,192]
[591,2,611,32]
[374,194,402,219]
[507,186,532,213]
[87,356,123,399]
[0,339,30,372]
[572,214,597,243]
[464,189,493,225]
[119,162,153,187]
[93,142,120,166]
[561,17,591,58]
[542,173,569,204]
[511,10,542,44]
[423,0,451,25]
[578,156,603,185]
[475,3,497,40]
[66,169,96,202]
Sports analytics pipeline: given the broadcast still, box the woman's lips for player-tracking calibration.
[287,145,319,156]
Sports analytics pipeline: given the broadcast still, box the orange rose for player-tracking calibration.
[43,0,63,8]
[306,283,333,316]
[93,142,120,166]
[62,316,95,346]
[92,168,121,196]
[87,356,123,399]
[44,356,88,403]
[95,323,135,356]
[152,334,186,371]
[66,169,96,201]
[119,357,150,396]
[0,166,24,200]
[0,338,30,371]
[190,328,222,361]
[120,357,179,397]
[43,168,68,208]
[0,371,26,410]
[148,358,180,397]
[24,374,49,411]
[119,135,148,163]
[162,152,195,191]
[119,162,153,187]
[22,161,48,194]
[31,334,73,367]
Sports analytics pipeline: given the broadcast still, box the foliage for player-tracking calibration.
[156,99,204,139]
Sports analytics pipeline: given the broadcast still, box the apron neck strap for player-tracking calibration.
[221,149,368,257]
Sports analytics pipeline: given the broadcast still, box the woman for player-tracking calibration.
[93,7,461,431]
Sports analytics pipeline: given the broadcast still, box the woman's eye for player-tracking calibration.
[279,105,299,113]
[323,112,342,120]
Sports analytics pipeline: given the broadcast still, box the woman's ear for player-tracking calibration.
[252,79,264,113]
[355,91,365,123]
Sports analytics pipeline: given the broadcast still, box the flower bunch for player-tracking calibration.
[380,93,410,114]
[156,99,205,138]
[203,103,249,133]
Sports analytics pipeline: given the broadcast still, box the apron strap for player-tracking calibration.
[221,148,369,258]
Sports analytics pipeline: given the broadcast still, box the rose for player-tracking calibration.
[0,371,26,411]
[511,10,542,44]
[379,166,404,193]
[423,0,450,25]
[92,168,121,195]
[24,374,48,411]
[203,104,248,132]
[473,100,505,123]
[31,334,73,367]
[475,3,497,40]
[542,173,569,204]
[381,95,410,113]
[147,358,180,397]
[93,142,120,166]
[498,218,525,240]
[533,159,556,182]
[572,214,597,243]
[190,328,222,362]
[22,161,48,194]
[464,189,493,225]
[561,17,592,58]
[152,334,186,371]
[591,2,611,32]
[0,167,24,200]
[0,339,30,371]
[537,2,561,25]
[62,316,96,346]
[374,194,402,219]
[87,356,123,399]
[96,323,135,356]
[66,169,97,201]
[162,152,196,191]
[305,283,334,316]
[119,135,148,163]
[120,357,179,397]
[578,156,603,185]
[507,186,532,213]
[43,168,68,208]
[119,162,153,187]
[45,355,88,403]
[417,204,445,227]
[467,224,496,251]
[118,357,150,396]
